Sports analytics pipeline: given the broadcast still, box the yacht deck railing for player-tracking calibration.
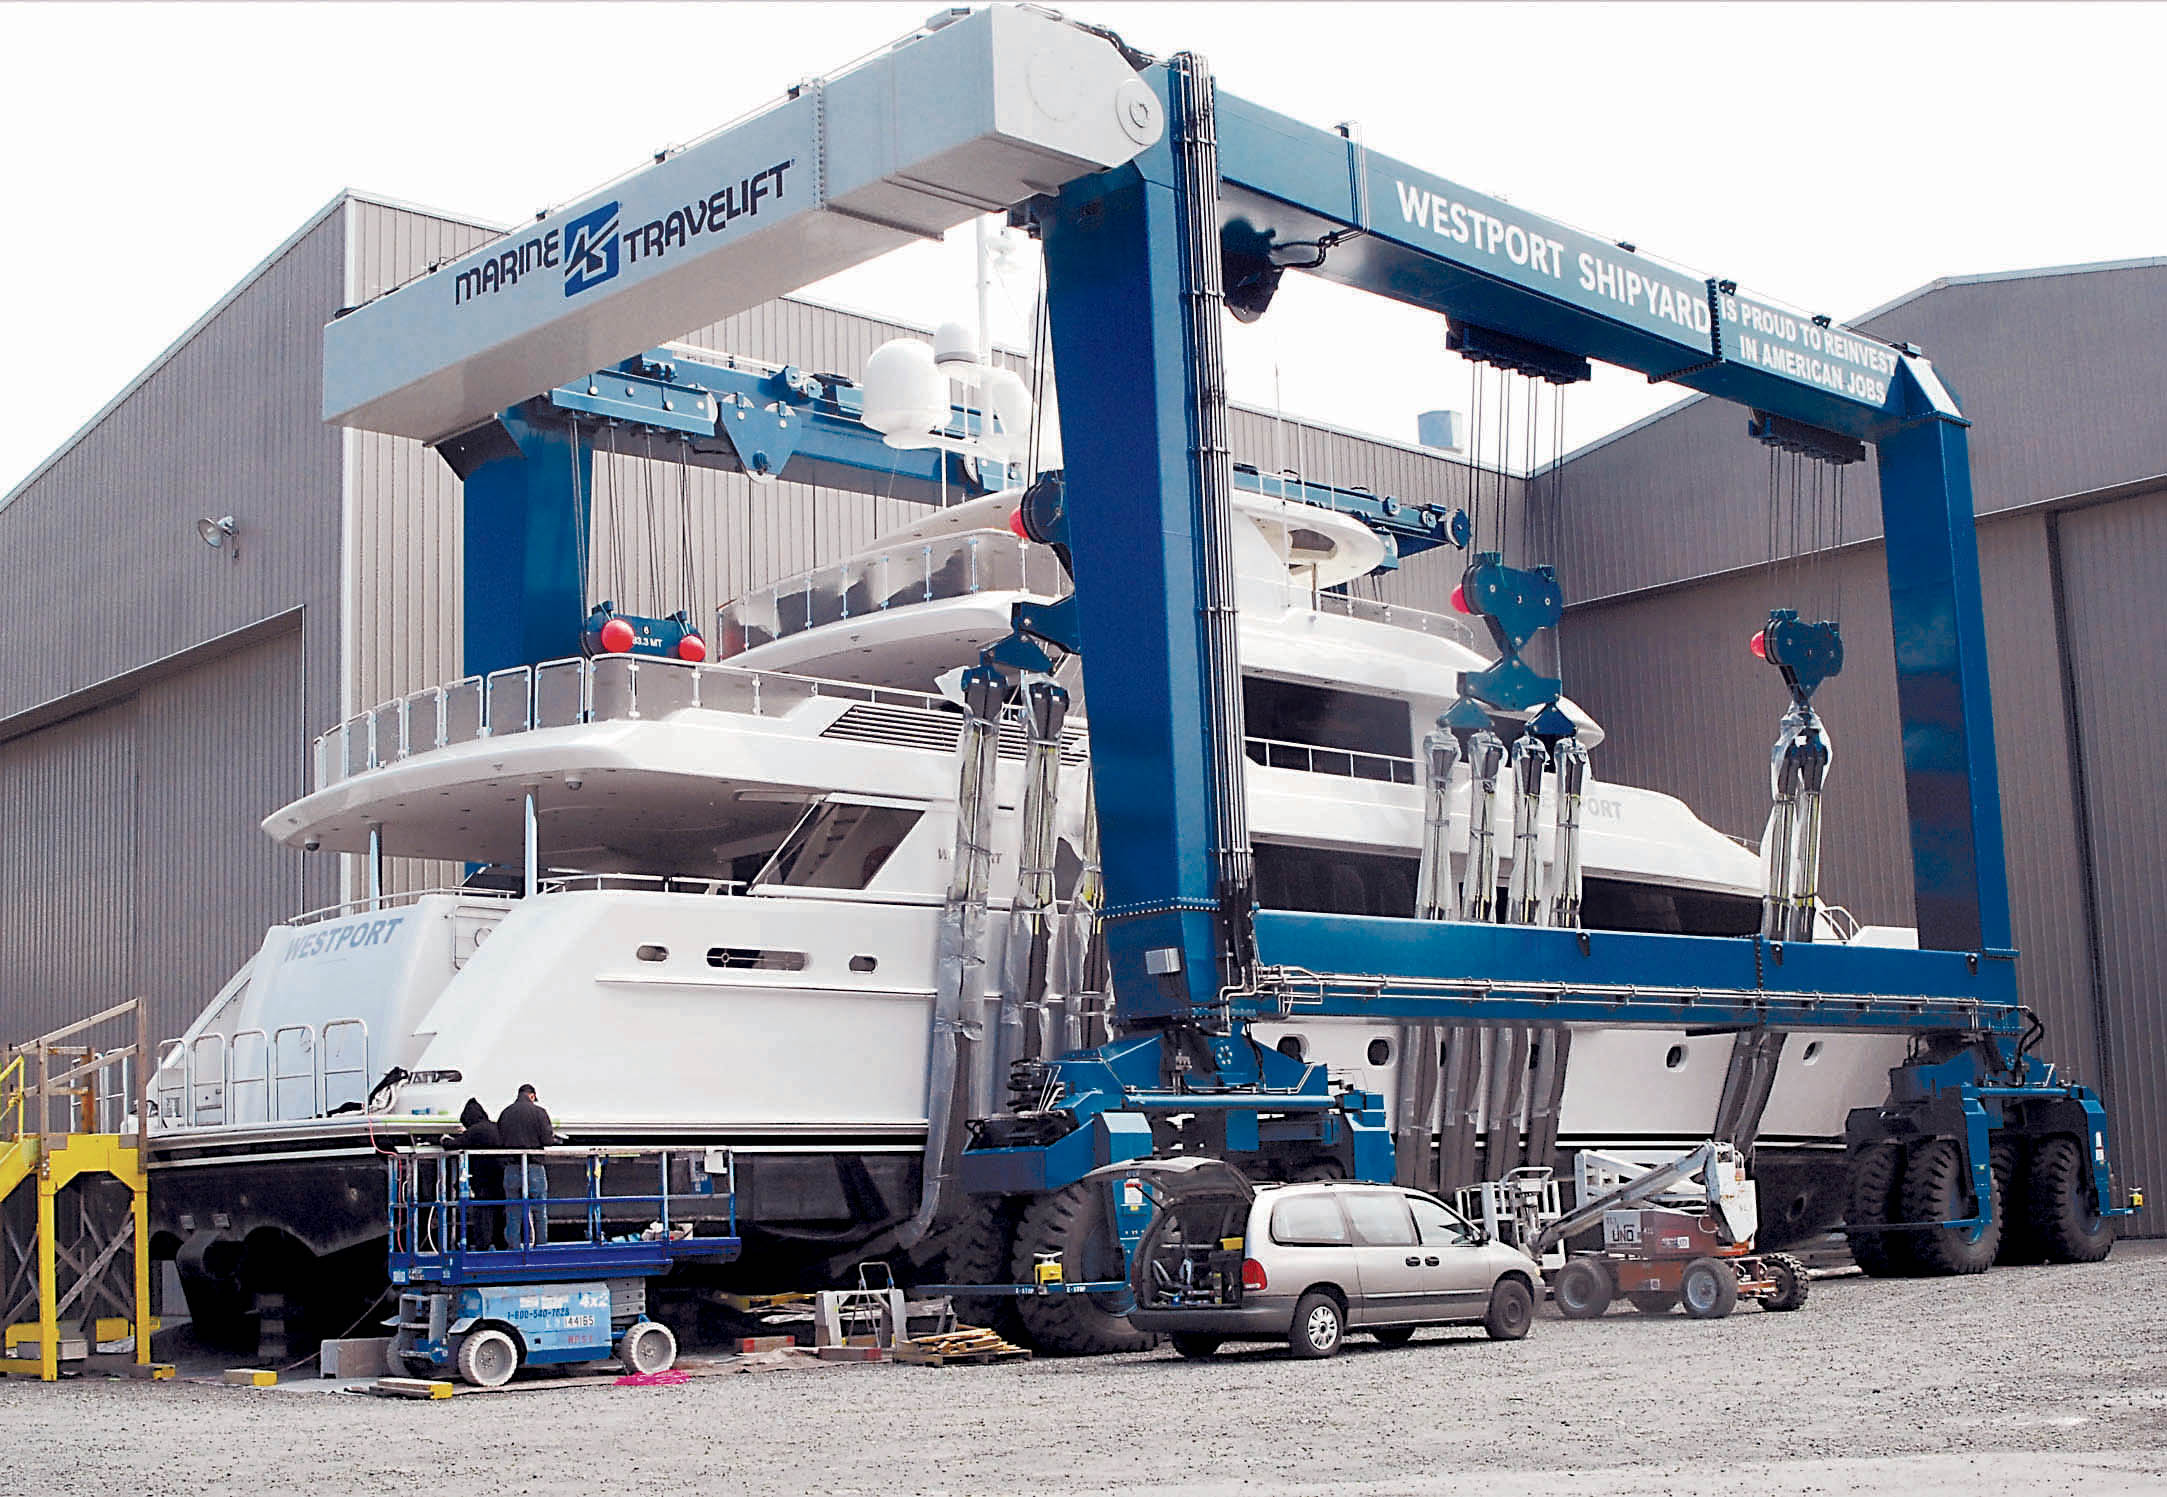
[155,1017,371,1129]
[312,655,951,793]
[716,529,1063,659]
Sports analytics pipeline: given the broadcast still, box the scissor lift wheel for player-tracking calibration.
[456,1327,521,1388]
[618,1320,677,1375]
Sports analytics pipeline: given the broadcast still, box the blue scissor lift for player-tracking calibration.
[315,8,2141,1361]
[385,1147,740,1387]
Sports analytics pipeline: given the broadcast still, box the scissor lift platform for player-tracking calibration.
[385,1145,740,1387]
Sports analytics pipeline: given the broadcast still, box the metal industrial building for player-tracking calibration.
[1,190,2159,1237]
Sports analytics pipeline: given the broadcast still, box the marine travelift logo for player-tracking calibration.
[450,159,793,308]
[562,201,621,298]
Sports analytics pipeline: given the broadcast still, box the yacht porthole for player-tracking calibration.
[849,954,878,973]
[1664,1044,1688,1071]
[1801,1040,1823,1064]
[1276,1034,1308,1062]
[636,944,668,963]
[1366,1037,1392,1067]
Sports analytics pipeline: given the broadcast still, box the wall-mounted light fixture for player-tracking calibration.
[196,514,239,559]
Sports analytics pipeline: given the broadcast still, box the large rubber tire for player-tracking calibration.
[1370,1325,1417,1348]
[2026,1135,2116,1264]
[1289,1291,1345,1358]
[1903,1137,2001,1275]
[1846,1140,1913,1278]
[1010,1183,1153,1356]
[455,1326,519,1388]
[1627,1292,1677,1316]
[939,1198,1024,1339]
[1552,1258,1614,1319]
[1169,1333,1222,1360]
[1760,1252,1810,1312]
[1679,1258,1739,1320]
[1483,1277,1534,1341]
[618,1320,676,1375]
[1992,1137,2044,1265]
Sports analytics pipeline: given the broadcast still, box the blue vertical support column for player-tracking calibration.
[1037,69,1232,1022]
[1871,358,2014,965]
[452,408,591,679]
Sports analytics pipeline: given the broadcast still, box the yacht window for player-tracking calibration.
[1581,878,1760,937]
[1254,842,1418,918]
[1243,676,1413,763]
[1253,848,1761,939]
[757,801,922,890]
[708,947,808,971]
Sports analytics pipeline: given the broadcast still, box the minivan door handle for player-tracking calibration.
[1425,1256,1440,1266]
[1404,1256,1421,1267]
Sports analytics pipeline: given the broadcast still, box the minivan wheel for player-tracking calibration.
[1370,1326,1417,1348]
[1289,1292,1344,1358]
[1169,1333,1222,1360]
[1483,1277,1534,1341]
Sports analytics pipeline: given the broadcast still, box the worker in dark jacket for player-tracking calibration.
[439,1099,504,1250]
[496,1085,561,1248]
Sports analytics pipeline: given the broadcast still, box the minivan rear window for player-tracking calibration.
[1270,1194,1350,1246]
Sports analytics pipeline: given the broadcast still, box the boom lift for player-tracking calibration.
[321,5,2138,1354]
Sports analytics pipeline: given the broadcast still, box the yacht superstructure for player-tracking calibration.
[147,479,1901,1341]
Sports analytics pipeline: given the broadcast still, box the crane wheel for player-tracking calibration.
[1903,1137,2000,1275]
[1992,1137,2044,1265]
[1845,1140,1913,1278]
[1626,1292,1677,1315]
[1679,1258,1739,1319]
[2024,1135,2116,1264]
[1552,1258,1613,1319]
[1009,1183,1153,1356]
[1760,1252,1809,1311]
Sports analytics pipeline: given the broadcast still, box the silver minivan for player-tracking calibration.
[1120,1160,1537,1358]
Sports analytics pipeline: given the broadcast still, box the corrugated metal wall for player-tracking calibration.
[2053,487,2167,1234]
[0,198,348,1046]
[130,628,307,1042]
[0,701,137,1039]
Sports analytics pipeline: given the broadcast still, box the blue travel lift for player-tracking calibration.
[319,8,2140,1358]
[384,1148,740,1387]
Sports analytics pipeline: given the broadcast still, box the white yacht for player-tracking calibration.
[147,465,1903,1347]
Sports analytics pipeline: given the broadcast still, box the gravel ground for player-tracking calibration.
[6,1243,2164,1496]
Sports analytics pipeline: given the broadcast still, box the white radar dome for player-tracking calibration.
[861,339,948,442]
[932,320,977,369]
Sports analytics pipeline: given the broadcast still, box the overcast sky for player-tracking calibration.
[4,1,2163,496]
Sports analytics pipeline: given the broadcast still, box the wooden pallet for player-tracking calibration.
[896,1326,1031,1367]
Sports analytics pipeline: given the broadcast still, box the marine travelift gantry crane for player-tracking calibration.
[323,5,2135,1354]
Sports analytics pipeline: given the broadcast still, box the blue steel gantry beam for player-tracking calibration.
[1041,56,2014,1015]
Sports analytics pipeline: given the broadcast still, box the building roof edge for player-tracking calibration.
[0,190,354,515]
